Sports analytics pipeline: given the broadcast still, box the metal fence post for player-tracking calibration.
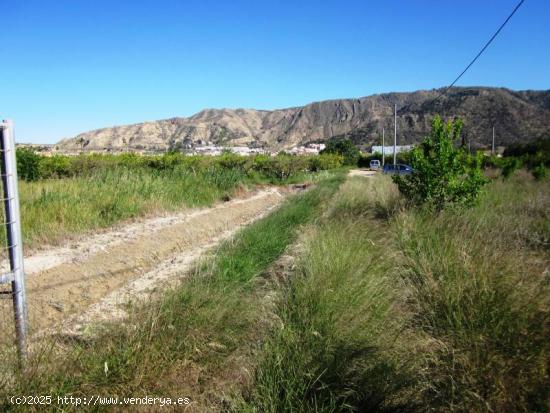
[0,119,27,364]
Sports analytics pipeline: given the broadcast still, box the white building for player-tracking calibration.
[371,145,414,155]
[194,145,223,156]
[193,145,268,156]
[287,143,326,155]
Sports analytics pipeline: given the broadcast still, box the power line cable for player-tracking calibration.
[433,0,526,103]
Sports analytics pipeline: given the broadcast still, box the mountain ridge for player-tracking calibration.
[56,87,550,153]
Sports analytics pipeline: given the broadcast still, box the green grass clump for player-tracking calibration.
[244,174,549,412]
[532,163,547,181]
[242,178,416,412]
[1,172,345,412]
[394,173,550,412]
[16,167,247,248]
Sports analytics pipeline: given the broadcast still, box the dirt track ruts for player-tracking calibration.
[0,188,285,337]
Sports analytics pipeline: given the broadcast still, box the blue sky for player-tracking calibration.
[2,0,549,143]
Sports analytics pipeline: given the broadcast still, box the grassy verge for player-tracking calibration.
[17,167,245,248]
[394,172,550,412]
[243,173,549,412]
[14,165,344,250]
[2,172,345,411]
[241,177,415,412]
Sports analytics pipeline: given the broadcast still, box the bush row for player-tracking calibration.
[482,153,549,180]
[480,137,549,179]
[16,150,344,182]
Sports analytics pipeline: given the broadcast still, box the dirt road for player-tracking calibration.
[348,169,378,177]
[0,188,285,337]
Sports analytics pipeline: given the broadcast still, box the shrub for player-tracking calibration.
[395,150,412,165]
[15,151,341,183]
[393,116,487,210]
[38,155,72,178]
[532,163,547,181]
[248,154,318,181]
[501,157,522,178]
[481,154,502,169]
[260,155,310,180]
[16,148,41,181]
[308,153,343,171]
[503,137,550,158]
[216,153,249,172]
[321,137,361,165]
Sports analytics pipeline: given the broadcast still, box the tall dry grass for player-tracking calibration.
[394,172,549,412]
[0,172,346,412]
[243,178,417,412]
[245,173,549,412]
[16,167,248,249]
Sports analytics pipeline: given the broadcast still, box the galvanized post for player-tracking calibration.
[0,120,27,364]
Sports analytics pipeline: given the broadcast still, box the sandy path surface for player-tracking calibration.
[348,169,378,177]
[0,188,285,337]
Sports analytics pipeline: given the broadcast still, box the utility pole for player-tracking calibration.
[492,126,495,155]
[393,104,397,165]
[382,128,385,166]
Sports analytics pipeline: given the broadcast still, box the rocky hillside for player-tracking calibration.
[56,87,550,153]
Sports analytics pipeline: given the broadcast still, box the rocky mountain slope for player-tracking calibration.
[56,87,550,153]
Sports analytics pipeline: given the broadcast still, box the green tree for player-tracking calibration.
[16,148,41,181]
[532,163,547,181]
[321,138,360,165]
[394,116,487,211]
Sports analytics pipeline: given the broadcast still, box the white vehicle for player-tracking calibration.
[369,159,381,170]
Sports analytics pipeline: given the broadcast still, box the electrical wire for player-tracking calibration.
[433,0,526,103]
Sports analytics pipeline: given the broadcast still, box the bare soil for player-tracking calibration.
[0,188,286,338]
[348,168,378,177]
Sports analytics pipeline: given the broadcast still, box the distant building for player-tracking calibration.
[230,146,268,155]
[371,145,414,155]
[287,143,326,155]
[194,145,223,156]
[192,145,268,156]
[309,143,326,151]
